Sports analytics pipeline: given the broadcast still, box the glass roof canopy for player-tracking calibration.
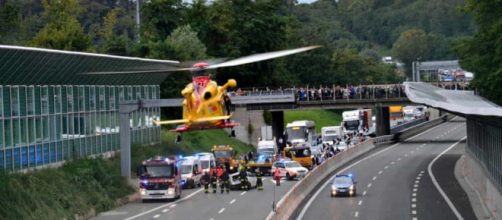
[0,45,179,85]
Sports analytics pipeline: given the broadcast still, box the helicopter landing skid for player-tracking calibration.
[173,122,239,133]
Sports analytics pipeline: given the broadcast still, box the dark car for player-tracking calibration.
[331,174,357,197]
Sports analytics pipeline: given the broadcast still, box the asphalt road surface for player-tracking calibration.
[298,117,476,220]
[94,175,297,220]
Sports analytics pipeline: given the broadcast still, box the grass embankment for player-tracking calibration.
[0,157,135,220]
[284,109,343,133]
[0,129,252,220]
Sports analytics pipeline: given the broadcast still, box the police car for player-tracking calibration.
[331,174,357,197]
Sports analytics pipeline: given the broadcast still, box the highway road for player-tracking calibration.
[298,117,477,220]
[94,175,296,220]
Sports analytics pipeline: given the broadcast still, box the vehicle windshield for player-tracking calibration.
[334,177,352,185]
[287,127,307,140]
[285,162,302,168]
[214,151,232,158]
[294,148,311,157]
[258,149,275,155]
[344,120,359,130]
[200,160,210,169]
[180,165,192,174]
[322,135,338,142]
[144,165,174,177]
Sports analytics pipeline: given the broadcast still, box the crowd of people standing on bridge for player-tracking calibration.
[230,84,406,101]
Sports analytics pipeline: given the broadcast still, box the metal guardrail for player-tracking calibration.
[391,118,427,134]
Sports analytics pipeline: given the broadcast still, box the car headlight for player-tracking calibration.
[167,188,175,195]
[140,188,146,195]
[331,186,337,190]
[349,185,354,190]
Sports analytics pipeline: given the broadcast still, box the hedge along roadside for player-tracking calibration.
[266,139,376,220]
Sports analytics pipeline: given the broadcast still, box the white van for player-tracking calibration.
[179,156,203,189]
[321,126,342,145]
[196,152,216,173]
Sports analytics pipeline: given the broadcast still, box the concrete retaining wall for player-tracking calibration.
[462,153,502,220]
[232,107,266,146]
[266,140,376,220]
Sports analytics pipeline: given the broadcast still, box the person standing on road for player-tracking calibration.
[274,167,281,186]
[202,171,210,193]
[220,166,230,194]
[239,167,249,190]
[256,169,264,190]
[211,169,218,193]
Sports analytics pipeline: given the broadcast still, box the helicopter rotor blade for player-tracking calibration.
[79,68,194,75]
[205,45,320,70]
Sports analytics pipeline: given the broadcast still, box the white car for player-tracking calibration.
[271,160,309,180]
[229,171,257,190]
[334,142,348,151]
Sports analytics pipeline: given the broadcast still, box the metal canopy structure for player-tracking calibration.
[417,60,459,71]
[0,45,179,85]
[404,82,502,117]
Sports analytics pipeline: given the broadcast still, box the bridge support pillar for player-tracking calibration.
[271,111,284,140]
[375,105,391,136]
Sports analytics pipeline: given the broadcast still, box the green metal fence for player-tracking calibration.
[466,116,502,190]
[0,85,161,171]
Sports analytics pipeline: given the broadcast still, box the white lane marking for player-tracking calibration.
[416,147,419,151]
[412,198,416,202]
[413,188,417,192]
[378,170,383,175]
[372,176,377,181]
[358,200,363,205]
[367,183,372,188]
[415,180,419,184]
[153,214,160,219]
[412,217,418,220]
[294,123,452,220]
[416,176,421,180]
[210,218,214,220]
[411,204,416,208]
[240,191,246,196]
[397,157,402,161]
[411,150,415,154]
[414,184,419,188]
[125,188,203,220]
[230,199,236,204]
[428,136,467,220]
[418,173,423,177]
[384,166,389,169]
[363,191,367,196]
[405,154,408,157]
[420,170,424,173]
[412,210,417,215]
[391,161,395,165]
[162,209,169,213]
[170,204,177,208]
[355,211,359,218]
[412,193,416,197]
[218,208,225,214]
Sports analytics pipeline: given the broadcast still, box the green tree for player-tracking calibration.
[391,28,431,78]
[454,0,502,104]
[99,8,130,55]
[150,25,207,98]
[0,0,21,44]
[31,0,92,51]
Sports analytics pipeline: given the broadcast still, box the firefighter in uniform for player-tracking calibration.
[239,167,249,190]
[256,169,263,190]
[220,166,230,194]
[210,169,218,193]
[202,171,210,193]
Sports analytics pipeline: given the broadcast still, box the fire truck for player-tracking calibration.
[137,156,182,202]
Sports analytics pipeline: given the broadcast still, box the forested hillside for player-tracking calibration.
[0,0,475,97]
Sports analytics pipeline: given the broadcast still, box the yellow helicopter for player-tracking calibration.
[86,45,320,141]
